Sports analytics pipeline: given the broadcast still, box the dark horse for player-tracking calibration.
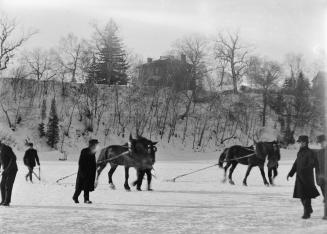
[132,136,157,191]
[95,134,154,191]
[218,141,280,186]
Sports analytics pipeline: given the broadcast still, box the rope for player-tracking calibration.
[166,163,219,182]
[221,152,256,163]
[56,150,131,184]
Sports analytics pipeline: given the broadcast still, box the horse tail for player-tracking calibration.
[218,148,228,168]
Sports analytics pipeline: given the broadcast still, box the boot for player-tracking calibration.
[72,197,79,204]
[302,213,310,219]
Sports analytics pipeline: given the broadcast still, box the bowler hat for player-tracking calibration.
[89,139,99,146]
[296,135,309,143]
[317,134,326,143]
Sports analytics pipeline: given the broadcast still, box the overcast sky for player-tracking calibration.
[0,0,326,63]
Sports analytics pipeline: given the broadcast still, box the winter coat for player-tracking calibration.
[315,148,326,186]
[0,144,18,175]
[288,146,320,199]
[23,148,40,168]
[75,147,96,191]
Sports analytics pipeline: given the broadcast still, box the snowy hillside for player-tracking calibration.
[0,77,287,160]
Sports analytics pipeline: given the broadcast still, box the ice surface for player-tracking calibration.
[0,150,327,234]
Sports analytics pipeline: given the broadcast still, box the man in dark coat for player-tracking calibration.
[287,135,320,219]
[316,134,326,202]
[73,139,99,204]
[23,143,40,182]
[0,141,18,206]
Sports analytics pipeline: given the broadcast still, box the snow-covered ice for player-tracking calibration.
[1,150,327,234]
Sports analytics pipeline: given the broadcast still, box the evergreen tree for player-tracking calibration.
[38,99,47,137]
[93,19,128,85]
[46,98,59,148]
[270,72,312,145]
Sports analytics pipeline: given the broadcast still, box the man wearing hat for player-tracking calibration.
[0,141,18,206]
[23,143,40,183]
[316,134,326,202]
[287,135,320,219]
[73,139,99,204]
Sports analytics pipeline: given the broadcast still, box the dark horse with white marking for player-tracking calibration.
[218,141,280,186]
[95,134,154,191]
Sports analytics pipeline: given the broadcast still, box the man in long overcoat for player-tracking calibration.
[23,143,40,182]
[316,134,326,202]
[0,141,18,206]
[287,135,320,219]
[73,139,99,204]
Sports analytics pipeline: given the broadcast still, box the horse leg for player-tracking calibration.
[228,162,238,185]
[259,165,269,186]
[108,164,117,190]
[95,163,106,188]
[243,165,253,186]
[124,166,131,191]
[222,162,231,183]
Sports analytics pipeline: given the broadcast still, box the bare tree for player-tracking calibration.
[247,56,281,126]
[23,48,55,81]
[56,33,86,83]
[0,14,36,71]
[214,32,249,93]
[285,53,304,79]
[173,34,208,92]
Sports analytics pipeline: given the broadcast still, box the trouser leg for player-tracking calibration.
[73,188,82,200]
[84,190,89,201]
[29,167,33,182]
[4,171,17,204]
[273,167,278,178]
[137,170,145,190]
[0,175,7,203]
[301,198,312,215]
[145,169,152,190]
[268,168,273,184]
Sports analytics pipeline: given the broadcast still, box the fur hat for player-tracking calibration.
[89,139,99,146]
[296,135,309,143]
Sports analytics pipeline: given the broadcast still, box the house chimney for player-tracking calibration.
[181,54,186,63]
[147,57,153,63]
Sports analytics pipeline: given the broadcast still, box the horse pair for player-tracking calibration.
[95,134,157,191]
[218,141,280,186]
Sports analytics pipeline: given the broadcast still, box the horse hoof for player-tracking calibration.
[136,188,142,191]
[229,180,235,185]
[265,183,269,187]
[124,185,131,191]
[109,183,116,190]
[243,182,247,186]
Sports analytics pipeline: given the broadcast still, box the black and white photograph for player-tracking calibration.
[0,0,326,233]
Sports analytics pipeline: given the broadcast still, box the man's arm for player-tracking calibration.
[35,150,40,166]
[288,159,297,179]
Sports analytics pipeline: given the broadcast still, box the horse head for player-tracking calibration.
[129,134,157,169]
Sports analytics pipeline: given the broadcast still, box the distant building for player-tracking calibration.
[137,54,194,90]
